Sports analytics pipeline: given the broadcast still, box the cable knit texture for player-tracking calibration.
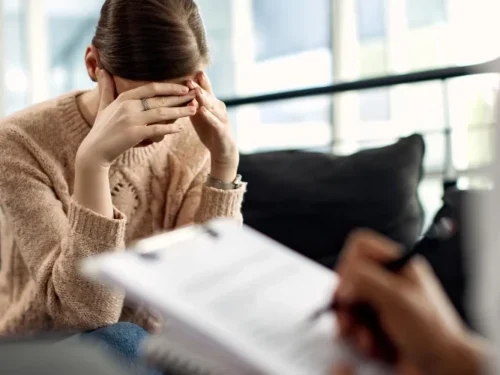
[0,91,245,336]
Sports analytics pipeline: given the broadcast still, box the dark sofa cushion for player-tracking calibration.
[239,134,425,267]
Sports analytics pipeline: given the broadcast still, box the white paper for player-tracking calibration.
[83,219,390,375]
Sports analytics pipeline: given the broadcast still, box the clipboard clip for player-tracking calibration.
[131,224,220,260]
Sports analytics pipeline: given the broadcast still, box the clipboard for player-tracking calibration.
[82,219,391,375]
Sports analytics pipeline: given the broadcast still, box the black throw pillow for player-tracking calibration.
[239,134,425,267]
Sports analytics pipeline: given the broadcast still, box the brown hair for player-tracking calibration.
[92,0,209,81]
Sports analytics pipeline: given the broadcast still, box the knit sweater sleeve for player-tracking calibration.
[0,126,127,330]
[175,158,246,227]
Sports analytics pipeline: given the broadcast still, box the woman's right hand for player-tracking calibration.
[76,69,197,168]
[331,230,487,375]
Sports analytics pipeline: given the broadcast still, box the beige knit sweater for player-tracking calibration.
[0,91,245,336]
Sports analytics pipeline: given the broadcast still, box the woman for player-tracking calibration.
[0,0,245,338]
[331,230,492,375]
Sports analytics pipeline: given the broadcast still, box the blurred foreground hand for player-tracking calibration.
[330,229,489,375]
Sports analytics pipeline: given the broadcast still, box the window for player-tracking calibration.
[354,1,391,122]
[259,97,331,125]
[359,88,391,121]
[201,0,334,150]
[334,0,500,223]
[447,74,498,172]
[49,18,98,97]
[3,0,28,115]
[407,0,446,29]
[47,1,99,98]
[357,0,386,41]
[233,96,332,153]
[198,0,237,98]
[252,0,331,61]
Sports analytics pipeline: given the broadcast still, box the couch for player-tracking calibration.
[239,134,425,267]
[239,134,472,327]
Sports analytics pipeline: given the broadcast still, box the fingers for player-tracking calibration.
[198,71,214,94]
[97,69,116,111]
[197,106,225,133]
[150,91,196,109]
[189,80,214,109]
[334,230,408,314]
[133,124,183,143]
[337,260,403,311]
[195,86,212,109]
[131,91,197,112]
[336,229,401,277]
[120,82,190,101]
[188,79,229,125]
[188,98,199,109]
[409,256,438,285]
[140,106,196,125]
[198,91,228,122]
[339,229,433,286]
[343,229,401,263]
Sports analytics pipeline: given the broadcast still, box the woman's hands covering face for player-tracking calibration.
[77,69,240,184]
[188,72,239,183]
[77,69,196,168]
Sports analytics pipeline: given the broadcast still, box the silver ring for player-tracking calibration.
[141,98,151,111]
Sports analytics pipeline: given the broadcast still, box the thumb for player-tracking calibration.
[199,106,226,133]
[198,71,213,94]
[340,261,404,311]
[97,69,115,111]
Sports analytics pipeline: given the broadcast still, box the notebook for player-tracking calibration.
[82,219,390,375]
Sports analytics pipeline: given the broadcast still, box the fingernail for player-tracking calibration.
[182,86,189,93]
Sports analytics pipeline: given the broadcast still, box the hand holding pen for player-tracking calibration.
[316,220,486,375]
[311,217,456,322]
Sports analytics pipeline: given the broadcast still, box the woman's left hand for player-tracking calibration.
[188,72,239,183]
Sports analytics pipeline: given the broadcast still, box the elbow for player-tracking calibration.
[44,282,124,331]
[35,248,125,331]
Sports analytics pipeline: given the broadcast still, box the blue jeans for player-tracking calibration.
[80,322,164,375]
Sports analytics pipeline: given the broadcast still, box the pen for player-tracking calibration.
[309,217,456,362]
[309,216,456,321]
